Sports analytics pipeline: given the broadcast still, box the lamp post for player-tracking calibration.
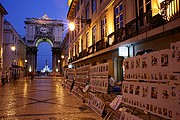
[58,59,60,76]
[68,22,75,31]
[11,44,16,80]
[68,18,91,31]
[11,45,16,52]
[25,59,27,79]
[2,43,16,81]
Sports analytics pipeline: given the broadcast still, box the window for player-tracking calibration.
[100,0,103,4]
[101,16,107,39]
[76,1,80,12]
[92,26,96,44]
[138,0,151,26]
[86,32,89,48]
[81,11,84,28]
[92,0,97,14]
[71,31,74,41]
[81,39,83,51]
[81,0,84,5]
[74,44,76,56]
[86,2,90,20]
[77,18,80,33]
[115,2,123,30]
[76,41,79,54]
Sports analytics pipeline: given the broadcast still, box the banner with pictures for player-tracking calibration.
[109,95,122,110]
[120,111,143,120]
[90,76,108,93]
[122,81,179,119]
[123,47,180,83]
[86,92,105,116]
[67,68,75,80]
[90,63,108,76]
[72,86,84,99]
[75,71,89,88]
[170,41,180,79]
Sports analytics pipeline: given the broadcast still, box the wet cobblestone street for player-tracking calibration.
[0,77,103,120]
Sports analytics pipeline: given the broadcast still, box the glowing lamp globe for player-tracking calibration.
[69,22,75,31]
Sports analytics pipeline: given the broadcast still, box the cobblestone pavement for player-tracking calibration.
[0,77,103,120]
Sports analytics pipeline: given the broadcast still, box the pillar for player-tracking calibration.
[52,47,61,72]
[26,46,38,73]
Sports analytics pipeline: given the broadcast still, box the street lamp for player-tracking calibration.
[11,44,16,80]
[57,59,60,76]
[61,55,64,59]
[2,43,16,80]
[69,22,75,31]
[11,45,16,51]
[68,18,91,31]
[25,60,27,79]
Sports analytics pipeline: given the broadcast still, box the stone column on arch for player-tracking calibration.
[26,46,38,74]
[51,47,61,73]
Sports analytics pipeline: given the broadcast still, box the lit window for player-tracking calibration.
[86,2,90,19]
[92,26,96,44]
[86,32,89,48]
[115,2,123,30]
[138,0,151,26]
[81,39,83,51]
[92,0,97,14]
[101,17,107,39]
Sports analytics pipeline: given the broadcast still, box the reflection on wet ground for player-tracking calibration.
[0,77,102,120]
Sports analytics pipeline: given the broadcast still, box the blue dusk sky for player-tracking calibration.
[1,0,69,70]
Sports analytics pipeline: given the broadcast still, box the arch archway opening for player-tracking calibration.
[36,38,53,76]
[36,37,53,47]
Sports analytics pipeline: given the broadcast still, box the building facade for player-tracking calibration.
[67,0,180,81]
[0,4,7,71]
[3,20,26,78]
[61,32,70,76]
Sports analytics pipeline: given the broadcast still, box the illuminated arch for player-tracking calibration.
[35,37,53,47]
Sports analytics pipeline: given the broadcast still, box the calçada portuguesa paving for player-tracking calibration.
[0,77,103,120]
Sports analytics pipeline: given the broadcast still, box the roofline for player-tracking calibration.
[0,4,8,15]
[67,0,78,20]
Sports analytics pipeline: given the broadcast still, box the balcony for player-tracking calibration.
[88,44,96,55]
[108,27,125,46]
[125,11,153,39]
[96,39,109,52]
[69,1,180,63]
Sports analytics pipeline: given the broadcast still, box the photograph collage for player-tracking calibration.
[86,92,105,116]
[123,41,180,83]
[122,81,179,119]
[90,76,108,93]
[121,41,180,119]
[120,111,143,120]
[90,63,109,76]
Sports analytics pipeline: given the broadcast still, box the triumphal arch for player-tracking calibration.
[25,14,63,73]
